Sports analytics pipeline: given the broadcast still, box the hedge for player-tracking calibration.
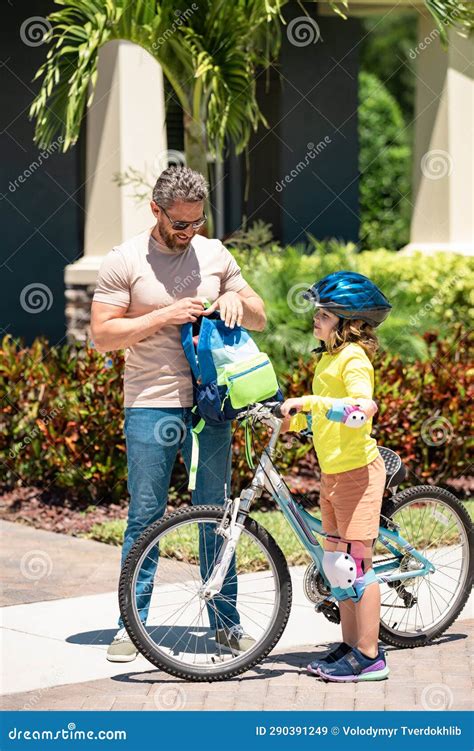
[233,244,474,372]
[358,71,412,250]
[1,326,471,507]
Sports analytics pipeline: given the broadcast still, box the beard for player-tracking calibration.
[159,218,191,251]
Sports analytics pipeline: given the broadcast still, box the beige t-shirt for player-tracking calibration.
[93,228,247,407]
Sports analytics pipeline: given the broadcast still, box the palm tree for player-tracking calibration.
[30,0,473,200]
[30,1,290,176]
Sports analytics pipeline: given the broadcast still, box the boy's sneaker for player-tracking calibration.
[106,628,138,663]
[215,625,255,653]
[307,642,352,675]
[316,646,389,682]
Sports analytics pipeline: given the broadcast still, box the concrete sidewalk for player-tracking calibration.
[1,520,122,607]
[0,521,472,711]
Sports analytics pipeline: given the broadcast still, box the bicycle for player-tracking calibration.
[119,402,473,682]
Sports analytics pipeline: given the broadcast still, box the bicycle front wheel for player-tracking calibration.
[119,506,292,681]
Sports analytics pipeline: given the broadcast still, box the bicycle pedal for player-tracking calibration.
[316,599,341,624]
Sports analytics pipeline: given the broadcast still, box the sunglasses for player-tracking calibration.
[158,204,207,232]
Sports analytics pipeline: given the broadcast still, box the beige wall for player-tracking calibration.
[67,5,473,280]
[408,19,473,253]
[65,41,167,285]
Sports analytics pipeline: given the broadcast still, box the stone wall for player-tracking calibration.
[65,284,95,343]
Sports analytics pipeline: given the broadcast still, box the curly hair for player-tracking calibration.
[324,318,379,360]
[152,166,208,208]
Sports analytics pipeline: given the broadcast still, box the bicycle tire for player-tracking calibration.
[379,485,473,649]
[119,505,293,681]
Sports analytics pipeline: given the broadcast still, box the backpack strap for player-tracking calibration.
[244,418,255,469]
[188,414,206,491]
[181,322,200,381]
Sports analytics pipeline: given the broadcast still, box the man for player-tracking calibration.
[91,166,266,662]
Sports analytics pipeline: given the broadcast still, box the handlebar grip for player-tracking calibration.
[271,404,297,419]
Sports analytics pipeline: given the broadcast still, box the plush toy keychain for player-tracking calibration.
[325,401,376,429]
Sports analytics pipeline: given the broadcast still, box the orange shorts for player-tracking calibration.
[319,454,386,541]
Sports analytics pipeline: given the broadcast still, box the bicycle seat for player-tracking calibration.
[379,446,407,488]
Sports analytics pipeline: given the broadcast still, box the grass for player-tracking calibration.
[85,511,313,572]
[85,500,473,573]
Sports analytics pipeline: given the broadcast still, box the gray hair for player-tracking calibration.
[152,166,208,208]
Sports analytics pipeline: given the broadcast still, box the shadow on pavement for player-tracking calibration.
[102,628,469,686]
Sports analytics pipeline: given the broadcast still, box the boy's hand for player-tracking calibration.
[356,399,378,418]
[281,398,305,417]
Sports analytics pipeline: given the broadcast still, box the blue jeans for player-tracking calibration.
[118,407,239,632]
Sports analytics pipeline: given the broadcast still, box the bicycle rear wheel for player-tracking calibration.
[378,486,473,648]
[119,506,292,681]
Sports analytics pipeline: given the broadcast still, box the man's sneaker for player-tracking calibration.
[215,625,256,653]
[106,628,138,663]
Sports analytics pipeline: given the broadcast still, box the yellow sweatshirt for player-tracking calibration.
[289,342,379,474]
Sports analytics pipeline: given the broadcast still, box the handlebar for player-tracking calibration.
[237,399,369,435]
[269,403,297,419]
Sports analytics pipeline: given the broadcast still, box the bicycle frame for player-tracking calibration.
[232,409,436,596]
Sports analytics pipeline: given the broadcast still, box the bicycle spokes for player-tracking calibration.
[129,517,280,671]
[379,498,469,636]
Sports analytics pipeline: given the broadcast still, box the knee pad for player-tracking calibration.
[349,540,370,578]
[322,550,358,591]
[352,567,378,600]
[322,538,377,602]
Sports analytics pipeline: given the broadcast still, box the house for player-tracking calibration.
[1,0,472,343]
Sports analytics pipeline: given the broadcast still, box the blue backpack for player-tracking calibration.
[181,313,282,489]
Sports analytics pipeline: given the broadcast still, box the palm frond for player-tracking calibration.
[30,0,473,157]
[30,0,119,149]
[424,0,474,44]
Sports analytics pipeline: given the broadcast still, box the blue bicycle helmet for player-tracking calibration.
[304,271,392,327]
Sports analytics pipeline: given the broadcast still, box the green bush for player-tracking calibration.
[1,327,471,505]
[1,338,127,502]
[283,325,473,489]
[235,244,474,372]
[359,12,417,123]
[358,71,412,250]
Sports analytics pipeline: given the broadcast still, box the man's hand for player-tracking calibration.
[203,291,243,328]
[280,398,306,417]
[162,297,206,325]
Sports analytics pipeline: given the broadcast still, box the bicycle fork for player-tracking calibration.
[200,497,244,601]
[200,430,281,601]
